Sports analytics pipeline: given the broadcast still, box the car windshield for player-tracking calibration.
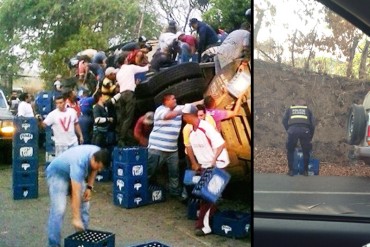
[254,0,370,218]
[0,91,8,108]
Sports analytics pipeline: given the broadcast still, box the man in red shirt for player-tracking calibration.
[134,111,154,146]
[177,31,198,63]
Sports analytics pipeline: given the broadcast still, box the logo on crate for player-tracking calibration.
[20,147,33,157]
[117,194,123,204]
[134,197,142,205]
[20,133,33,143]
[207,175,225,194]
[23,189,29,197]
[245,224,250,233]
[96,175,103,181]
[222,225,232,234]
[21,163,30,170]
[152,190,162,201]
[117,168,124,176]
[21,123,31,130]
[132,165,143,176]
[134,182,142,191]
[116,179,124,191]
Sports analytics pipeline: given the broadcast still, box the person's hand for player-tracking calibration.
[108,117,114,123]
[83,189,91,202]
[191,162,201,172]
[72,218,85,232]
[79,136,84,144]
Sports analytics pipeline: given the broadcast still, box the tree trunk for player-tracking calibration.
[254,8,264,47]
[346,37,359,78]
[291,29,298,67]
[359,39,370,80]
[304,31,318,71]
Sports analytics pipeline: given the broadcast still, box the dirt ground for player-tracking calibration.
[254,59,370,176]
[0,156,249,247]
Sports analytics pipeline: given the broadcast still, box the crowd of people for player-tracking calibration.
[9,10,251,246]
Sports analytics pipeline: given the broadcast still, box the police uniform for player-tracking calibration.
[282,104,315,176]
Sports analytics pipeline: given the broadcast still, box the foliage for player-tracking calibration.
[0,0,162,85]
[202,0,250,32]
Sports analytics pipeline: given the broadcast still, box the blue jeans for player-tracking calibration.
[147,148,181,196]
[179,43,191,63]
[47,175,90,246]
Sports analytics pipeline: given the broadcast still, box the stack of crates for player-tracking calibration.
[12,117,39,200]
[112,147,148,208]
[294,148,320,175]
[35,91,53,118]
[44,126,55,168]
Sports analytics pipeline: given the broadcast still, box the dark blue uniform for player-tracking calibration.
[282,104,315,175]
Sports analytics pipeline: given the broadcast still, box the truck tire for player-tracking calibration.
[154,78,207,106]
[135,62,203,97]
[347,104,367,145]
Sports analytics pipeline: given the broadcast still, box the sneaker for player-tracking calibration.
[287,170,294,176]
[195,229,210,236]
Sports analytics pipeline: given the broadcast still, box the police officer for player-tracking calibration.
[282,99,315,176]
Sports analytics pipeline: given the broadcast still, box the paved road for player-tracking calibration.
[254,173,370,216]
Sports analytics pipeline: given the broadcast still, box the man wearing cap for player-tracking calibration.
[182,103,230,236]
[177,31,198,63]
[189,18,219,62]
[134,111,154,146]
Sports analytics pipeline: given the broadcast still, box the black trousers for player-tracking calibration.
[286,126,313,171]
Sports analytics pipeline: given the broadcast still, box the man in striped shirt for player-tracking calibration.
[147,93,185,197]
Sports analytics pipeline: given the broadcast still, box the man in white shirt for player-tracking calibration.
[42,95,84,156]
[115,54,149,146]
[182,103,230,236]
[17,92,35,117]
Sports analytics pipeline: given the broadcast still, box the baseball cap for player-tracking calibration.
[189,18,198,25]
[105,67,119,76]
[143,111,154,125]
[182,104,197,114]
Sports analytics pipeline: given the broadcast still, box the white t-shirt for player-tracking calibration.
[17,101,34,117]
[189,120,230,169]
[116,64,149,92]
[158,32,177,52]
[43,108,79,145]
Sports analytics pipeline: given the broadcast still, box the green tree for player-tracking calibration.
[202,0,250,32]
[0,0,162,88]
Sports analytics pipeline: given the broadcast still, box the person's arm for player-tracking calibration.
[211,143,226,167]
[163,110,182,120]
[226,95,243,119]
[186,146,201,171]
[83,170,97,202]
[74,123,84,144]
[70,180,84,231]
[282,109,290,131]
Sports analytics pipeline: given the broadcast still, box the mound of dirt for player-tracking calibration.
[254,59,370,176]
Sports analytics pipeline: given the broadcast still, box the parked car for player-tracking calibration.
[0,88,15,164]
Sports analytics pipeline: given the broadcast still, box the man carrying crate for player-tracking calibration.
[181,104,230,236]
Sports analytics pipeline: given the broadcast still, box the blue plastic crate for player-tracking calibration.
[13,117,38,133]
[187,198,200,220]
[295,149,320,175]
[13,131,38,145]
[13,170,38,186]
[113,176,148,195]
[212,210,251,238]
[12,158,38,172]
[113,191,148,209]
[12,144,38,161]
[128,241,170,247]
[113,161,147,179]
[112,146,148,164]
[192,168,230,203]
[147,185,166,204]
[64,229,115,247]
[134,72,147,83]
[13,184,38,200]
[95,168,112,182]
[35,91,53,115]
